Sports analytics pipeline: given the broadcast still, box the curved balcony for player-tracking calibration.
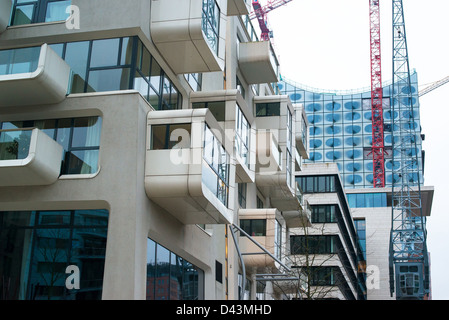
[238,41,279,84]
[238,208,285,272]
[0,44,71,107]
[150,0,225,74]
[0,128,63,186]
[145,108,234,224]
[227,0,251,16]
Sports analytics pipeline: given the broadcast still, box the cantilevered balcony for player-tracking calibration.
[0,44,71,107]
[150,0,225,74]
[238,41,279,84]
[0,128,63,186]
[145,108,234,224]
[227,0,251,16]
[294,104,309,159]
[0,0,12,34]
[238,208,286,272]
[255,96,299,211]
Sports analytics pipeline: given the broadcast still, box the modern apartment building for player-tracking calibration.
[0,0,323,300]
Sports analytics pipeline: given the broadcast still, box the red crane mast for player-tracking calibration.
[249,0,293,41]
[369,0,386,188]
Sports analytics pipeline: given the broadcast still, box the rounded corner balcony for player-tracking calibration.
[0,44,71,107]
[227,0,251,16]
[145,108,234,225]
[0,128,63,186]
[150,0,225,74]
[238,41,279,84]
[0,0,12,34]
[238,208,286,272]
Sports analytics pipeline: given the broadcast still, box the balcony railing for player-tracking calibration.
[0,128,63,186]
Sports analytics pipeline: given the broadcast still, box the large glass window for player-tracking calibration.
[347,193,387,208]
[240,219,266,237]
[11,0,71,26]
[150,124,191,150]
[235,105,250,166]
[1,116,102,175]
[311,205,338,223]
[0,46,41,75]
[203,125,230,206]
[202,0,220,54]
[146,238,204,300]
[46,37,182,110]
[0,209,108,300]
[255,102,281,117]
[297,175,336,193]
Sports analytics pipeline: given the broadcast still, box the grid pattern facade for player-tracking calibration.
[279,72,423,189]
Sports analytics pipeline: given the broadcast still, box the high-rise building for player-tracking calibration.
[280,76,434,300]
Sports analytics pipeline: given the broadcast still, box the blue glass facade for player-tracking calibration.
[279,72,423,189]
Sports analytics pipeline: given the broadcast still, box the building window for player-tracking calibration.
[151,124,191,150]
[347,193,387,208]
[290,235,339,255]
[255,102,280,117]
[240,219,266,237]
[0,46,41,75]
[236,76,245,99]
[257,196,264,209]
[274,219,282,259]
[354,219,366,260]
[286,109,293,187]
[203,125,230,207]
[311,205,338,223]
[238,183,247,208]
[10,0,71,26]
[202,0,220,55]
[215,260,223,283]
[192,101,225,121]
[235,105,250,166]
[0,209,108,300]
[297,175,336,193]
[185,73,202,91]
[1,116,102,175]
[44,36,181,110]
[147,238,204,300]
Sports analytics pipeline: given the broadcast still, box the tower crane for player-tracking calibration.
[389,0,429,300]
[369,0,386,188]
[418,75,449,97]
[249,0,293,41]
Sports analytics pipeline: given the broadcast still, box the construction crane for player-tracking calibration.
[249,0,293,41]
[389,0,429,300]
[419,75,449,97]
[369,0,386,188]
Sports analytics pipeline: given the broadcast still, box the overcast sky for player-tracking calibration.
[264,0,449,299]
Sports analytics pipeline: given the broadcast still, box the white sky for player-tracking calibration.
[263,0,449,300]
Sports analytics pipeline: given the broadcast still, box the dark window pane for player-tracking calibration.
[90,38,120,68]
[65,149,99,174]
[12,5,35,26]
[71,117,102,148]
[65,41,89,93]
[87,68,131,92]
